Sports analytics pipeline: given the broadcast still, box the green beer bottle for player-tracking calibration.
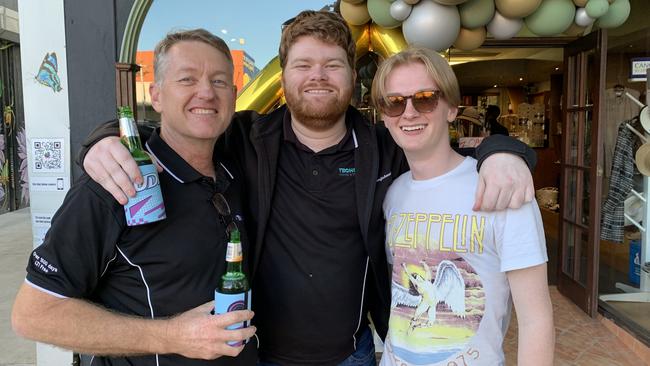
[215,229,251,346]
[117,106,166,225]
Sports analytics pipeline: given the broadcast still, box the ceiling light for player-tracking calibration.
[519,77,524,81]
[555,67,560,71]
[493,84,498,88]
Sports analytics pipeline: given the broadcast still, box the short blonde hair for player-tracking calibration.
[279,10,356,69]
[154,28,233,84]
[371,48,461,110]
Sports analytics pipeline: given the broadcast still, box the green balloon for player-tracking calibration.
[596,0,630,28]
[525,0,576,36]
[367,0,402,28]
[586,0,609,18]
[459,0,495,29]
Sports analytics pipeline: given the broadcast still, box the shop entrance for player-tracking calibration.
[557,31,607,316]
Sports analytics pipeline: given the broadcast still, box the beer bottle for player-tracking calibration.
[118,106,166,225]
[215,229,251,346]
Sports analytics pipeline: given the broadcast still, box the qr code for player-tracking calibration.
[33,140,63,171]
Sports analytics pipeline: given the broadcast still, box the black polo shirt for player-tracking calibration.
[25,130,256,366]
[254,111,369,365]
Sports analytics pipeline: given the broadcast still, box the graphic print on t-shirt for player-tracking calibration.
[387,212,486,365]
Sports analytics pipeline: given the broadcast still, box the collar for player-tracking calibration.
[281,107,357,153]
[145,129,234,187]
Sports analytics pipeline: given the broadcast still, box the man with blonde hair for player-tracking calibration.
[373,47,553,366]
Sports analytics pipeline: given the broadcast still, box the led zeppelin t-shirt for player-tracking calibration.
[381,157,547,366]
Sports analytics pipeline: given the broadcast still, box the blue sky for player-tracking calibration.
[137,0,333,69]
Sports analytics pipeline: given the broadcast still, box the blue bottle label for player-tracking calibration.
[124,163,166,226]
[214,289,252,346]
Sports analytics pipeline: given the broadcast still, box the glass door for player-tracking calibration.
[557,30,607,316]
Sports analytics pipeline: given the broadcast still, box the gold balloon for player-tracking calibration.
[341,0,371,25]
[403,0,420,4]
[369,24,408,57]
[453,26,486,51]
[573,0,588,6]
[495,0,542,18]
[235,24,407,113]
[235,57,282,112]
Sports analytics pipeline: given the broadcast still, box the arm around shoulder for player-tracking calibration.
[475,134,537,171]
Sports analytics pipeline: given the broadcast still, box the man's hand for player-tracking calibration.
[165,301,256,360]
[83,136,157,205]
[474,153,535,211]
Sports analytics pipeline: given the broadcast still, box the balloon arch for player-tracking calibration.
[119,0,633,113]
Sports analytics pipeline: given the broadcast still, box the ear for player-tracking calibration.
[150,83,162,113]
[447,106,459,123]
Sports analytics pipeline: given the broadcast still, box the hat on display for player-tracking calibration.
[457,107,482,126]
[636,142,650,176]
[640,105,650,134]
[624,193,644,226]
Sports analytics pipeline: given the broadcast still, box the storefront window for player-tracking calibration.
[598,4,650,342]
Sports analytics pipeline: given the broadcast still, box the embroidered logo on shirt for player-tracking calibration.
[338,167,356,177]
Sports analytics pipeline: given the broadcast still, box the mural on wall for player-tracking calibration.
[17,127,29,206]
[35,52,62,92]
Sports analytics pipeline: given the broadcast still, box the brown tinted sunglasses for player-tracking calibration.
[379,90,443,117]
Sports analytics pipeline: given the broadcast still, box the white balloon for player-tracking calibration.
[575,7,595,27]
[390,0,413,21]
[486,11,523,40]
[402,0,460,51]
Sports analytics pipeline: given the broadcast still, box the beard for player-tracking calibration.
[284,82,352,132]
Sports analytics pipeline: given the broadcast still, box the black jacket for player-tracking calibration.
[220,105,405,338]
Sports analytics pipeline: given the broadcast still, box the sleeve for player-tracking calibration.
[25,178,125,298]
[474,134,537,172]
[493,199,548,272]
[76,119,154,170]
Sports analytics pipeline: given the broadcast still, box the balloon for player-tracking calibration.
[368,0,402,28]
[495,0,542,18]
[525,0,575,36]
[342,0,366,4]
[459,0,495,29]
[402,0,461,51]
[575,7,595,27]
[573,0,588,5]
[453,26,486,51]
[341,0,372,25]
[389,0,412,21]
[585,0,609,18]
[403,0,420,4]
[596,0,630,28]
[432,0,468,4]
[487,11,523,40]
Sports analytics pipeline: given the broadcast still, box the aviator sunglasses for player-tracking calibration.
[379,90,443,117]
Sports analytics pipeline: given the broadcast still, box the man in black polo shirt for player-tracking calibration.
[11,30,256,365]
[79,11,536,366]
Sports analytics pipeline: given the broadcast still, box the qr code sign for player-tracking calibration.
[32,139,64,172]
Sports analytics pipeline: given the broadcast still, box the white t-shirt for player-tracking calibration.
[381,157,547,366]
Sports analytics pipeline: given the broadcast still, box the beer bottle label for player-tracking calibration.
[226,242,243,262]
[124,163,166,226]
[214,289,252,346]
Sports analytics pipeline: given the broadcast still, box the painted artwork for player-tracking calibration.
[390,253,485,364]
[35,52,62,92]
[17,127,29,206]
